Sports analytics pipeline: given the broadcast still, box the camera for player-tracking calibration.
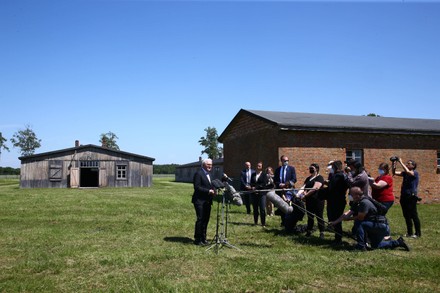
[411,193,422,202]
[390,156,399,162]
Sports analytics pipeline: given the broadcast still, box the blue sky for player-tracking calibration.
[1,0,439,168]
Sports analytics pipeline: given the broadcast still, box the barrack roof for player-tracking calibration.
[219,109,440,140]
[19,144,155,162]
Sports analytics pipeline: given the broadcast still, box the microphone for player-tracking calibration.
[222,173,233,182]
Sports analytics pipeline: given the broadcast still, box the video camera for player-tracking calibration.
[390,156,400,162]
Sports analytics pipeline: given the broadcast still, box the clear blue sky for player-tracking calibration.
[1,0,439,168]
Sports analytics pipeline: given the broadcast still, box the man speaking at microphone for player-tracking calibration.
[192,158,215,246]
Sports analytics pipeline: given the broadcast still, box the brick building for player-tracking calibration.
[218,109,440,203]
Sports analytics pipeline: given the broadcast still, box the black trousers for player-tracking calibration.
[193,200,212,241]
[305,197,325,233]
[251,193,267,226]
[400,196,421,237]
[327,200,346,241]
[242,193,252,214]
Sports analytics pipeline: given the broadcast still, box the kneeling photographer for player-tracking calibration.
[329,187,410,251]
[391,156,422,238]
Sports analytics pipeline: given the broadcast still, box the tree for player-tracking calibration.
[153,164,179,174]
[198,127,223,159]
[0,132,10,159]
[100,131,120,150]
[366,113,381,117]
[10,125,42,156]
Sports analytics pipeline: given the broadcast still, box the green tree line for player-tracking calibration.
[0,167,20,175]
[153,164,179,174]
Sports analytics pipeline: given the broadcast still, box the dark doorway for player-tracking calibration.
[80,168,99,187]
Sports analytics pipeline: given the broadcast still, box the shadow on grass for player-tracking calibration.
[164,236,194,244]
[228,221,255,227]
[238,241,273,248]
[263,226,355,251]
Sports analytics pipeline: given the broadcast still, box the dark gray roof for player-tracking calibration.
[19,144,155,162]
[176,158,223,169]
[221,109,440,136]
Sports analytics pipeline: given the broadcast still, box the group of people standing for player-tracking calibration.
[191,155,422,251]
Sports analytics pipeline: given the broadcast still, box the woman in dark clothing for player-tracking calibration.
[252,163,274,227]
[325,160,349,244]
[297,163,325,239]
[392,157,421,238]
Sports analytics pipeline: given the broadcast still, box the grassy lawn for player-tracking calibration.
[1,177,439,292]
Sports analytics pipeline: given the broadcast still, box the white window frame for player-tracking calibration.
[116,164,128,180]
[346,149,363,165]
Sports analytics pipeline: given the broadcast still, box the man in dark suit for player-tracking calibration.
[240,161,256,214]
[274,155,297,227]
[274,155,297,190]
[192,158,215,246]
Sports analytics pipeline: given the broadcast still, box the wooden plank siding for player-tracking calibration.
[175,158,223,183]
[19,144,154,189]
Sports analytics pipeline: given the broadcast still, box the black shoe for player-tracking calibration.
[332,239,343,246]
[351,244,367,252]
[305,231,312,237]
[397,237,411,251]
[201,239,210,245]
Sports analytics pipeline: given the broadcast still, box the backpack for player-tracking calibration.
[362,196,387,216]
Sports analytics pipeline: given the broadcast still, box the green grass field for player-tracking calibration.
[1,177,439,292]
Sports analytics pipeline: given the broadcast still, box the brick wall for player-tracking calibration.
[221,113,440,203]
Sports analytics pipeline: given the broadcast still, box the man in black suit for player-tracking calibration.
[240,161,256,214]
[192,158,215,246]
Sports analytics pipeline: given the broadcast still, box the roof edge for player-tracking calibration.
[218,109,279,142]
[19,144,156,162]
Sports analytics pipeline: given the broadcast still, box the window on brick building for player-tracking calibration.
[437,151,440,167]
[346,149,363,165]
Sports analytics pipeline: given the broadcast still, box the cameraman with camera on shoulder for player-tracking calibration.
[391,156,422,238]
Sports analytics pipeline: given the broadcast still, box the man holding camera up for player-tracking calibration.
[391,157,422,238]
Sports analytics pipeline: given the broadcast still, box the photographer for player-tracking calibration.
[325,160,348,244]
[369,162,394,240]
[329,187,410,252]
[392,157,422,238]
[346,161,370,198]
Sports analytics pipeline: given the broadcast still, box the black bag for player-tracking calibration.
[363,197,387,216]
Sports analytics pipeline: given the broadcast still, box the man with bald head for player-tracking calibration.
[330,186,410,251]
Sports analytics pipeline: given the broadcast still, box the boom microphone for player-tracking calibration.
[223,182,243,206]
[266,190,293,214]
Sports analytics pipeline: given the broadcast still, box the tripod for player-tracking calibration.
[206,189,242,254]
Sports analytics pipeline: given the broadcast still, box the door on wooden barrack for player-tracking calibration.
[79,161,99,187]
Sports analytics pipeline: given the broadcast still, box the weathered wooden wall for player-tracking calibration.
[20,147,153,188]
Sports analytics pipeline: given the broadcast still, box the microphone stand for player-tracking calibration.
[206,188,242,254]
